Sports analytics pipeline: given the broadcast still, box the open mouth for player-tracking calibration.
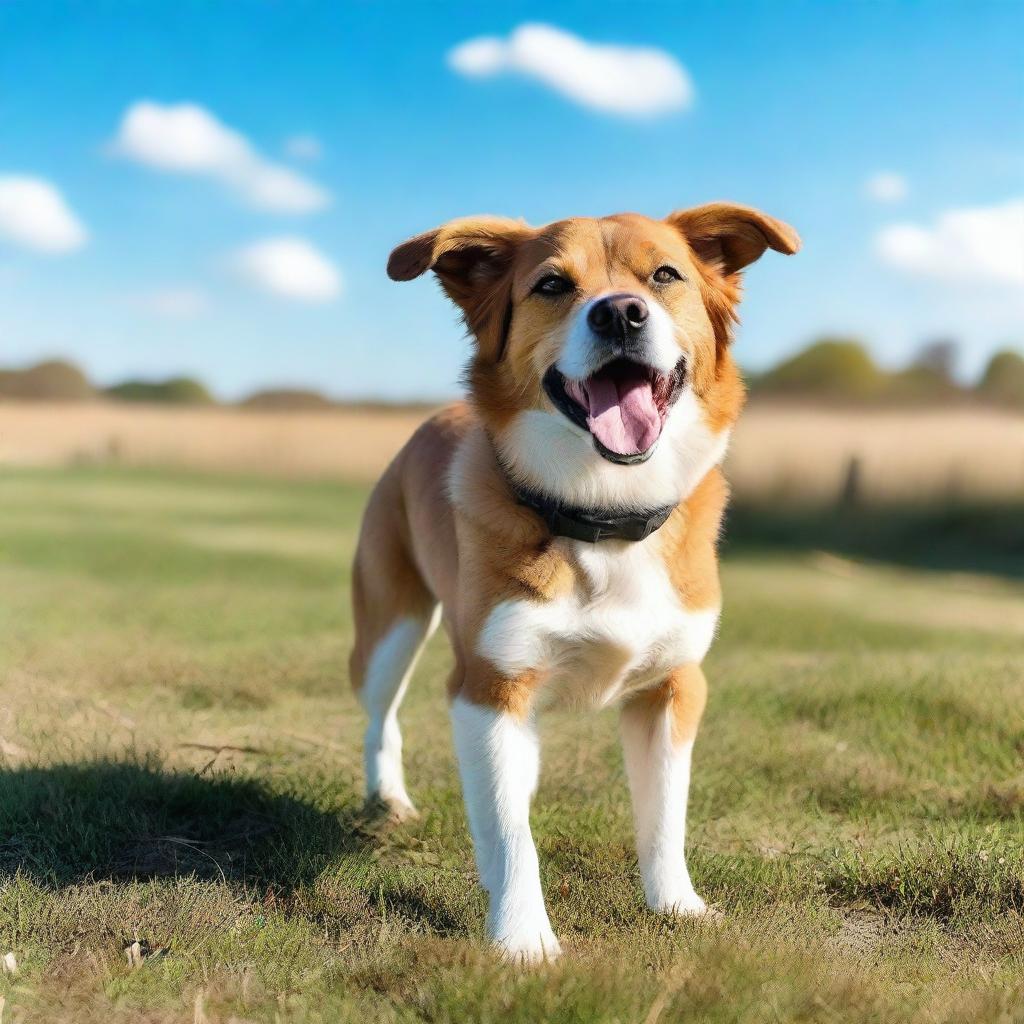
[543,357,687,465]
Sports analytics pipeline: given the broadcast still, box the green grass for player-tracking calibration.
[1,465,1022,1023]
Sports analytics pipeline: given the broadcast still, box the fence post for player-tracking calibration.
[838,455,862,509]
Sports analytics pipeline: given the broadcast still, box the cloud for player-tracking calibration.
[448,23,693,117]
[232,237,341,302]
[284,134,322,161]
[113,101,330,214]
[876,198,1024,286]
[136,286,208,318]
[0,176,88,253]
[864,172,908,203]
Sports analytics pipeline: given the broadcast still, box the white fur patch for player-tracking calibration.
[450,696,561,962]
[499,388,730,512]
[360,609,440,815]
[478,535,719,710]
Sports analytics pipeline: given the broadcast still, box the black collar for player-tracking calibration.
[508,478,677,544]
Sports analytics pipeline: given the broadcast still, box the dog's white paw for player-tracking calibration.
[364,791,419,823]
[651,892,723,922]
[385,796,419,822]
[493,926,562,965]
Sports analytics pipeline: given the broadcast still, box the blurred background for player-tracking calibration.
[1,1,1022,573]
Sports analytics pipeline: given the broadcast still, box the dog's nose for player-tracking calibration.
[587,293,649,338]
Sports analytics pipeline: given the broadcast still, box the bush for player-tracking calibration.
[884,340,961,402]
[977,350,1024,407]
[752,338,887,400]
[240,388,335,411]
[0,359,94,400]
[104,377,215,405]
[886,365,961,402]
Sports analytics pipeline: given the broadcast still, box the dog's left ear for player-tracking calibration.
[666,202,800,276]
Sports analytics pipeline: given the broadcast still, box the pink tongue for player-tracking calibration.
[576,375,662,456]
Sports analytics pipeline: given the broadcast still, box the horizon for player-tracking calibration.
[1,2,1022,401]
[4,335,1018,406]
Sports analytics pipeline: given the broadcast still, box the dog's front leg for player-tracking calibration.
[450,691,560,963]
[620,664,711,917]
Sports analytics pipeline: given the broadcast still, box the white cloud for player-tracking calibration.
[284,134,322,161]
[876,198,1024,286]
[112,101,330,214]
[0,176,88,253]
[864,171,908,203]
[137,286,208,318]
[232,237,341,302]
[448,23,693,117]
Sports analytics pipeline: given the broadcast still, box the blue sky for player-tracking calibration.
[1,1,1021,400]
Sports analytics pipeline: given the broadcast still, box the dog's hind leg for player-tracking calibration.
[350,485,440,820]
[355,605,439,819]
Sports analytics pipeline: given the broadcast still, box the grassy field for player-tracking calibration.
[1,466,1023,1023]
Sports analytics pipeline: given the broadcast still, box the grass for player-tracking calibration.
[0,465,1022,1023]
[727,500,1024,578]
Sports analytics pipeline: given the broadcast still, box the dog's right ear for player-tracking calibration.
[388,216,533,360]
[387,216,532,308]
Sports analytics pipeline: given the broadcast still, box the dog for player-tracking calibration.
[350,204,799,962]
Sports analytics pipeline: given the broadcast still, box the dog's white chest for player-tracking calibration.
[478,538,719,708]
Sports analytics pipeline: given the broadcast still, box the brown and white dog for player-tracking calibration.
[350,204,799,961]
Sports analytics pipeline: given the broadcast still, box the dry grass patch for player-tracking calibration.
[3,401,1023,505]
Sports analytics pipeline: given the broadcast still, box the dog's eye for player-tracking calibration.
[532,274,574,296]
[652,266,683,284]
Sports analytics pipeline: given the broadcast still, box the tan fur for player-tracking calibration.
[353,409,575,714]
[355,205,800,738]
[622,663,709,746]
[349,406,465,688]
[658,468,729,613]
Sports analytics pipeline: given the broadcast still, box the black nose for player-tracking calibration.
[587,293,649,339]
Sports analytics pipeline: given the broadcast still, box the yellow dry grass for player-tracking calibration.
[1,400,1022,504]
[0,402,425,482]
[727,404,1024,504]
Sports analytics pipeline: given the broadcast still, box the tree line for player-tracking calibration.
[1,340,1023,409]
[749,338,1024,406]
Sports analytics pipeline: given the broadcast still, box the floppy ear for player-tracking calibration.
[666,202,800,276]
[388,216,533,360]
[388,216,531,304]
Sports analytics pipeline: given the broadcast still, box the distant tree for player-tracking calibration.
[0,359,94,400]
[752,337,886,400]
[977,349,1024,407]
[240,388,335,411]
[911,339,958,382]
[104,377,215,405]
[888,339,962,402]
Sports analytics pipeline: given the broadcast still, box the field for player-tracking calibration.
[3,401,1023,505]
[0,461,1022,1023]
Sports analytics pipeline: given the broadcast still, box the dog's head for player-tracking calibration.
[389,205,799,507]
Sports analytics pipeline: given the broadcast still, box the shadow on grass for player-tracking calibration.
[725,501,1024,579]
[0,759,370,892]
